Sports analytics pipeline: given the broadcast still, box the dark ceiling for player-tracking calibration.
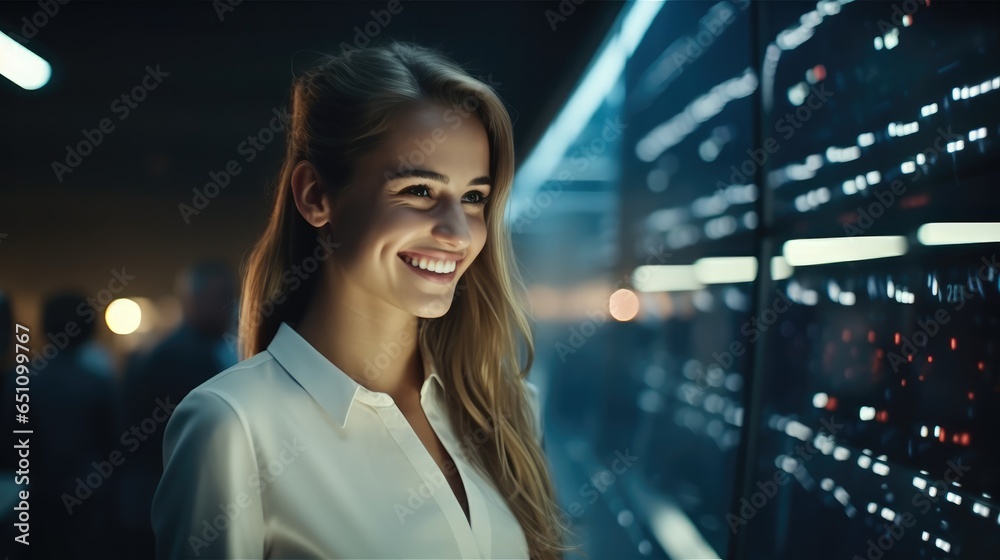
[0,0,624,315]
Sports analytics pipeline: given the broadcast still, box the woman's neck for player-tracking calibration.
[295,275,424,401]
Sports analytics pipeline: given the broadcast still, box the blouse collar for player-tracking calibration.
[267,321,444,428]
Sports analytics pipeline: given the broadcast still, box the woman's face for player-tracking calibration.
[327,101,492,318]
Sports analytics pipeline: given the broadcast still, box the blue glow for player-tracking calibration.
[508,0,666,225]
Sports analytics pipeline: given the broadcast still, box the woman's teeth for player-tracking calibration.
[403,256,457,274]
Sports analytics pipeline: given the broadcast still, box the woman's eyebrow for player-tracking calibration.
[384,168,492,187]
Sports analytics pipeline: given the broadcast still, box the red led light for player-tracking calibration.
[928,356,934,363]
[825,397,838,411]
[950,338,957,350]
[868,330,876,343]
[939,429,946,442]
[812,64,827,81]
[876,410,888,422]
[968,392,975,400]
[901,379,907,387]
[895,332,901,344]
[978,361,985,371]
[919,375,925,381]
[961,433,970,445]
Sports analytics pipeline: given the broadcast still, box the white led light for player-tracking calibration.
[693,257,758,284]
[834,487,850,506]
[857,132,875,147]
[920,103,938,116]
[888,121,918,137]
[826,145,861,162]
[859,406,876,421]
[918,223,1000,246]
[884,29,899,50]
[872,463,890,476]
[913,477,927,489]
[632,265,703,293]
[784,420,814,441]
[0,31,52,90]
[771,256,794,281]
[784,236,908,266]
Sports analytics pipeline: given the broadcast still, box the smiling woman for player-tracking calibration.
[151,41,575,560]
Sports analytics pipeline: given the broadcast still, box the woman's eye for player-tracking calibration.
[462,191,490,205]
[403,185,490,205]
[404,185,431,197]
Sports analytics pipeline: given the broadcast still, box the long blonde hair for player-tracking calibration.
[237,41,578,559]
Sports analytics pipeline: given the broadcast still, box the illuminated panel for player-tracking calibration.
[738,1,1000,559]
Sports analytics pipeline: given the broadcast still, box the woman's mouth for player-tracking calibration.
[398,253,460,284]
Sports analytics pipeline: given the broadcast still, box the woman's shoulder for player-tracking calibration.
[180,349,289,414]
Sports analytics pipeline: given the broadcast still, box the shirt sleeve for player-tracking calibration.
[151,387,265,560]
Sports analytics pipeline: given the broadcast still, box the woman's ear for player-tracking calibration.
[290,161,333,227]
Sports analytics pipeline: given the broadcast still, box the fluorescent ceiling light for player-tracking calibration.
[693,256,758,284]
[0,31,51,90]
[771,256,794,280]
[632,265,703,292]
[783,236,908,266]
[917,222,1000,246]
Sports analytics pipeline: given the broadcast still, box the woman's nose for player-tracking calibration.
[430,196,472,249]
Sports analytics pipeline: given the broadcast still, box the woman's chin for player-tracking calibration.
[408,297,455,319]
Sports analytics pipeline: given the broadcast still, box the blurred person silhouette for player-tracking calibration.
[76,337,117,379]
[30,291,119,559]
[118,259,237,559]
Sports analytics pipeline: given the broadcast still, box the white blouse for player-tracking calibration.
[151,321,542,559]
